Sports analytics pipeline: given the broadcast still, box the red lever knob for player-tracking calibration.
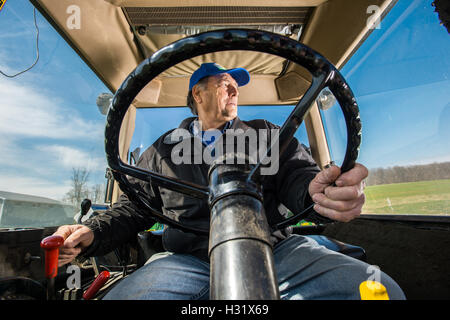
[83,270,110,300]
[40,235,64,279]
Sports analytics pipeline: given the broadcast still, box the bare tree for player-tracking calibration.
[90,183,105,204]
[64,167,90,209]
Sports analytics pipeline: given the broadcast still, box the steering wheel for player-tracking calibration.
[105,29,361,235]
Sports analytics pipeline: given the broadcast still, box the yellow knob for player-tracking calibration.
[359,281,390,300]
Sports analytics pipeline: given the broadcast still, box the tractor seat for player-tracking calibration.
[307,235,367,262]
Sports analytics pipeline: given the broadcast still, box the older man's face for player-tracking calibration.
[195,73,239,125]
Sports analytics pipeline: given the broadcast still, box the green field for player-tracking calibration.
[363,179,450,215]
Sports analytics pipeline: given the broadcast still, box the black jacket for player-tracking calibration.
[82,117,320,261]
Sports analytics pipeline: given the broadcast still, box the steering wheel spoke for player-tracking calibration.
[111,161,209,199]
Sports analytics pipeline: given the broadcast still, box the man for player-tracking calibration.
[54,63,405,300]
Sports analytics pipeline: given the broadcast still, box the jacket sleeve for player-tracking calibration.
[259,118,320,216]
[80,146,162,258]
[275,136,320,216]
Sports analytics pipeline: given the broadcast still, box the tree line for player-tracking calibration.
[64,162,450,206]
[365,161,450,186]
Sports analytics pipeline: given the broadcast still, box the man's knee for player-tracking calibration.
[334,261,406,300]
[275,235,405,299]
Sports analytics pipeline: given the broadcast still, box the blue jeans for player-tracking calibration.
[103,234,405,300]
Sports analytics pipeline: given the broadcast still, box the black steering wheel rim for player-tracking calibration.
[105,29,361,235]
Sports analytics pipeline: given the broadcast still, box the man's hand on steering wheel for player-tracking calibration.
[309,163,368,222]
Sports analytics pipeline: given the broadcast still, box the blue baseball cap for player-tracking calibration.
[189,63,250,91]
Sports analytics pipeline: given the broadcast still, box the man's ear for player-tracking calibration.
[192,85,203,105]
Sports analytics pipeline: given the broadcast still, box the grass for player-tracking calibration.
[362,179,450,215]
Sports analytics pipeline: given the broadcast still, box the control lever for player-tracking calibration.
[78,198,92,224]
[76,198,102,275]
[82,270,110,300]
[40,235,64,300]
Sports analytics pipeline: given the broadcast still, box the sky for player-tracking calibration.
[0,0,449,202]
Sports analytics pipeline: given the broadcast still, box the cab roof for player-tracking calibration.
[30,0,397,107]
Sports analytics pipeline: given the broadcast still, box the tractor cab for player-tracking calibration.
[0,0,449,301]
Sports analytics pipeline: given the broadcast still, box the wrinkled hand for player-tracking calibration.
[52,224,94,267]
[308,163,368,222]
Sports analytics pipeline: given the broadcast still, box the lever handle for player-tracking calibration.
[80,198,92,216]
[83,270,110,300]
[40,235,64,279]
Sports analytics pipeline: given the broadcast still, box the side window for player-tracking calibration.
[0,2,110,228]
[320,1,450,216]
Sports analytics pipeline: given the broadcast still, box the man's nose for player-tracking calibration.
[228,84,239,97]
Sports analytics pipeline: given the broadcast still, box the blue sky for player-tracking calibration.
[0,0,109,200]
[321,0,450,168]
[0,0,449,201]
